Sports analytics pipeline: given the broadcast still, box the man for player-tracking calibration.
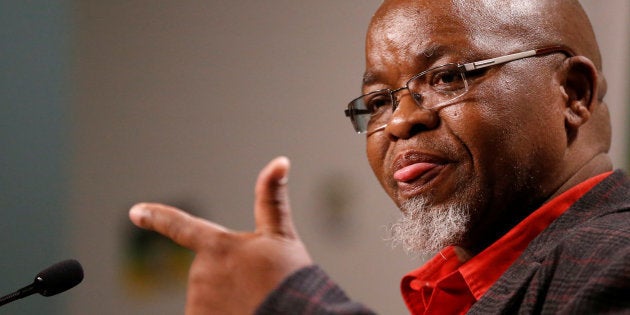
[129,0,630,314]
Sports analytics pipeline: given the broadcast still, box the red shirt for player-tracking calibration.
[401,172,612,315]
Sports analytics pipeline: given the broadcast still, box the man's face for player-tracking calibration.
[365,0,569,249]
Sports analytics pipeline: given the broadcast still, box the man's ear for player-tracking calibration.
[560,56,599,129]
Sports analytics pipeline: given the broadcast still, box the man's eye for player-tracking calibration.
[430,70,465,91]
[365,94,392,112]
[434,71,458,84]
[412,92,423,103]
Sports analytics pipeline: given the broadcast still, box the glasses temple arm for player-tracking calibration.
[344,108,372,117]
[462,46,576,72]
[463,50,538,71]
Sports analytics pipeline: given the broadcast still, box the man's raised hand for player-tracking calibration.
[129,156,313,314]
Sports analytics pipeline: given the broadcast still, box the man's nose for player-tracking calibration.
[384,93,439,140]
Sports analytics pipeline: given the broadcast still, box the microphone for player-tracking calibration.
[0,259,84,307]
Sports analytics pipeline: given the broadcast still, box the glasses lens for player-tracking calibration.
[346,90,392,133]
[345,64,468,135]
[407,64,468,109]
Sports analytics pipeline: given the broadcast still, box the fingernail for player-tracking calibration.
[275,156,290,169]
[129,204,148,223]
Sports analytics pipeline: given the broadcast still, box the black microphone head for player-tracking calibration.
[33,259,84,297]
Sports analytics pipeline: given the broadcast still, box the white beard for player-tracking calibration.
[387,196,471,257]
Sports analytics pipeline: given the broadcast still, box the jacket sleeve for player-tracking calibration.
[255,265,377,315]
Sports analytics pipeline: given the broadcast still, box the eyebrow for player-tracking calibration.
[361,71,379,86]
[361,44,449,87]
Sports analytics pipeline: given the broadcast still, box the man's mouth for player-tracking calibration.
[392,152,450,199]
[393,162,441,182]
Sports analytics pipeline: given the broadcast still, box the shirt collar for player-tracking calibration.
[401,171,611,314]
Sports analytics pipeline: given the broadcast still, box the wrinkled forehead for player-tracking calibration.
[370,1,461,32]
[368,1,469,49]
[366,0,550,64]
[365,1,476,76]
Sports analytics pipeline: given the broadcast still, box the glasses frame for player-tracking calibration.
[345,45,575,134]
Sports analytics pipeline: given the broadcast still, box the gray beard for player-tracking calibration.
[387,196,471,257]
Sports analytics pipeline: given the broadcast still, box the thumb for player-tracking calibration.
[254,156,297,238]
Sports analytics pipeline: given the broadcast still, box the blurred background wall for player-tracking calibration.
[1,1,628,314]
[1,1,71,314]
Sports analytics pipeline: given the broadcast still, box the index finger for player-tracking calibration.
[129,202,228,251]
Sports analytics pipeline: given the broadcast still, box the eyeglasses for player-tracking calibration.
[344,46,575,134]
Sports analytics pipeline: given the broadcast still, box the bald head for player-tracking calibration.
[372,0,600,63]
[458,0,601,67]
[370,0,606,97]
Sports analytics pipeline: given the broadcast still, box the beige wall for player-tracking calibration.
[581,0,630,167]
[68,1,629,314]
